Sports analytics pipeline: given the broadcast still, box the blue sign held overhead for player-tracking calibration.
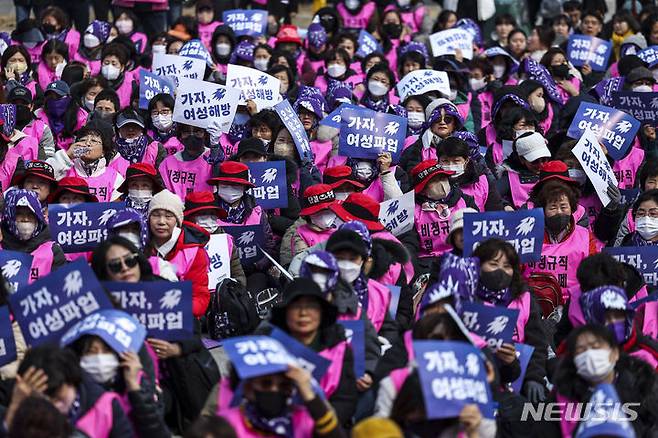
[61,309,146,354]
[356,30,383,58]
[611,91,658,124]
[274,100,312,162]
[104,281,194,341]
[0,250,33,291]
[338,107,407,164]
[463,209,544,263]
[0,306,17,367]
[460,302,520,350]
[604,246,658,287]
[139,70,175,110]
[222,10,268,37]
[223,335,295,380]
[338,319,365,377]
[247,161,288,209]
[222,225,265,265]
[567,35,612,72]
[319,103,361,129]
[638,45,658,67]
[49,202,124,253]
[270,327,331,382]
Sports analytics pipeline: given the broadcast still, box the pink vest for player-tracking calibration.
[73,52,101,76]
[22,118,47,146]
[65,251,91,262]
[336,1,376,29]
[366,279,392,332]
[613,146,644,189]
[130,32,148,54]
[13,135,39,162]
[64,29,81,59]
[372,230,415,283]
[27,241,54,283]
[107,154,130,177]
[67,166,118,202]
[218,206,262,227]
[218,133,238,158]
[313,72,362,95]
[295,224,334,254]
[507,171,537,209]
[115,72,135,109]
[524,225,590,301]
[377,262,401,287]
[507,291,531,343]
[215,377,235,415]
[24,80,38,99]
[37,61,58,91]
[460,173,489,211]
[484,123,504,165]
[578,194,602,229]
[390,331,415,391]
[478,92,494,127]
[162,136,184,156]
[76,391,121,438]
[456,92,473,123]
[168,246,200,280]
[0,147,21,191]
[400,6,425,33]
[556,393,579,438]
[22,42,45,67]
[318,341,348,397]
[414,199,467,258]
[310,139,332,173]
[538,102,554,134]
[557,77,581,104]
[158,152,213,202]
[219,406,315,438]
[199,22,220,50]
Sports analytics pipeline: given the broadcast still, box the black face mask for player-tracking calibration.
[383,23,403,39]
[254,390,289,418]
[15,104,33,129]
[545,213,570,234]
[551,64,570,79]
[42,23,57,35]
[182,135,205,151]
[480,269,513,291]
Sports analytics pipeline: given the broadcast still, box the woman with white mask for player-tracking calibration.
[99,43,133,109]
[313,48,360,94]
[210,25,236,81]
[117,163,164,217]
[147,94,178,153]
[403,95,430,139]
[74,20,111,76]
[358,63,400,112]
[113,10,147,54]
[291,184,340,260]
[519,79,556,135]
[620,190,658,246]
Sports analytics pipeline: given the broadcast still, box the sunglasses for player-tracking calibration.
[106,253,139,274]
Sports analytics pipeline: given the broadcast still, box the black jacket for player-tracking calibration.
[0,223,66,278]
[267,154,302,237]
[452,160,505,211]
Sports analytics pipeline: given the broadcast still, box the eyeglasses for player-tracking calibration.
[106,253,139,274]
[180,130,206,139]
[151,109,172,117]
[77,136,103,147]
[636,208,658,218]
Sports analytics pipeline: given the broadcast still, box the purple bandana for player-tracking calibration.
[456,18,483,46]
[491,94,529,121]
[108,207,149,248]
[326,81,354,110]
[87,20,111,42]
[580,285,634,341]
[307,23,328,50]
[230,40,255,64]
[452,131,482,162]
[116,135,149,164]
[0,104,16,137]
[400,41,429,65]
[521,58,563,104]
[420,253,480,314]
[300,250,340,293]
[3,189,45,239]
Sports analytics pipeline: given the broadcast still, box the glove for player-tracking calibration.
[206,120,223,146]
[523,381,546,404]
[606,182,622,210]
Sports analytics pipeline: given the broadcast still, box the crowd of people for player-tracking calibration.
[0,0,656,437]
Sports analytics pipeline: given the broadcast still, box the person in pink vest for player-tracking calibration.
[9,344,135,437]
[518,79,558,138]
[195,0,220,51]
[394,0,427,34]
[37,39,68,92]
[337,0,377,31]
[619,189,658,247]
[74,20,111,77]
[1,43,40,94]
[117,162,164,218]
[146,93,180,155]
[402,94,430,142]
[614,161,658,245]
[113,108,166,169]
[268,277,358,427]
[35,80,87,150]
[209,25,236,82]
[294,90,334,174]
[9,84,56,159]
[113,10,148,54]
[11,160,58,207]
[399,159,478,274]
[541,324,657,437]
[357,63,401,112]
[291,184,340,260]
[433,59,476,132]
[98,43,134,109]
[0,189,66,282]
[313,48,360,95]
[303,23,329,82]
[540,48,581,103]
[47,118,125,202]
[146,189,211,317]
[274,25,306,75]
[40,6,80,59]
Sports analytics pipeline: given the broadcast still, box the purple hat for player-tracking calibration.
[420,253,480,314]
[521,58,562,104]
[338,220,372,256]
[179,39,214,67]
[294,86,327,119]
[299,250,340,293]
[107,207,149,249]
[452,131,482,162]
[0,104,16,138]
[400,41,429,65]
[482,46,519,65]
[491,93,529,121]
[230,40,255,64]
[2,189,45,239]
[307,23,328,50]
[86,20,111,42]
[580,285,634,342]
[456,18,483,46]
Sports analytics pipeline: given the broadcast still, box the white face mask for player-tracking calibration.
[310,210,336,230]
[334,190,351,201]
[83,33,100,48]
[469,77,486,91]
[217,184,244,204]
[311,272,329,291]
[514,129,535,139]
[574,348,615,383]
[442,163,465,177]
[84,98,95,111]
[118,231,142,249]
[354,161,375,181]
[80,353,120,384]
[16,222,36,240]
[568,168,587,185]
[635,216,658,240]
[407,111,425,129]
[327,63,347,78]
[493,64,506,79]
[368,80,388,97]
[195,214,220,233]
[152,45,166,54]
[254,58,269,71]
[530,96,546,113]
[424,178,450,200]
[338,259,362,283]
[128,189,153,204]
[398,0,411,6]
[632,84,652,93]
[101,64,121,81]
[215,43,231,57]
[152,114,174,131]
[115,19,133,35]
[345,0,360,9]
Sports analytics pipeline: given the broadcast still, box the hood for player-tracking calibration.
[181,221,210,247]
[2,189,46,240]
[368,237,411,281]
[107,207,148,249]
[1,222,52,253]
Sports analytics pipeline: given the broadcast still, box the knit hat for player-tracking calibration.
[411,159,454,193]
[425,98,463,129]
[207,161,255,187]
[448,207,478,241]
[330,192,384,231]
[514,132,551,163]
[148,189,184,226]
[399,41,429,65]
[184,191,227,219]
[352,418,403,438]
[48,176,98,203]
[299,184,336,216]
[118,163,164,194]
[323,165,365,190]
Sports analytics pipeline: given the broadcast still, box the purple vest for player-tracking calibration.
[159,151,213,202]
[414,199,467,258]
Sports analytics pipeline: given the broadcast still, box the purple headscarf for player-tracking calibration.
[307,23,328,50]
[521,58,562,104]
[299,250,340,293]
[3,189,45,239]
[338,220,372,256]
[580,285,635,342]
[230,40,255,64]
[107,207,149,248]
[400,41,429,65]
[0,104,16,138]
[420,253,480,314]
[426,101,463,129]
[456,18,483,46]
[491,93,529,121]
[326,81,354,111]
[87,20,111,42]
[452,131,482,162]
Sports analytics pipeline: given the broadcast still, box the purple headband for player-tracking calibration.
[427,102,463,129]
[88,20,111,42]
[230,40,255,63]
[107,207,149,249]
[452,131,482,161]
[400,41,429,65]
[521,58,563,104]
[420,253,480,314]
[307,23,328,50]
[580,285,634,324]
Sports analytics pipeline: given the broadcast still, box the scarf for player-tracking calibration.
[352,273,369,311]
[205,145,225,165]
[243,402,293,438]
[151,123,177,143]
[361,92,390,113]
[475,285,513,306]
[78,157,106,177]
[218,198,247,224]
[116,135,149,163]
[125,197,150,218]
[630,231,658,247]
[18,71,31,86]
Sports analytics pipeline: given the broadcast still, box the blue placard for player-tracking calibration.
[274,100,312,162]
[462,209,544,263]
[575,384,636,438]
[460,302,520,349]
[510,343,535,393]
[638,45,658,67]
[630,292,658,310]
[611,91,658,124]
[222,225,265,265]
[0,306,17,367]
[0,250,33,291]
[604,246,658,286]
[338,107,407,164]
[49,202,124,253]
[247,161,288,209]
[319,103,361,129]
[223,335,295,379]
[270,327,331,382]
[566,35,612,72]
[60,309,146,354]
[566,101,639,160]
[139,70,175,110]
[222,9,268,37]
[414,340,495,419]
[388,285,401,319]
[338,319,365,377]
[8,259,113,347]
[179,39,214,67]
[356,30,383,58]
[619,188,641,205]
[103,281,193,341]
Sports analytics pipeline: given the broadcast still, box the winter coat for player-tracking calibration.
[0,223,67,276]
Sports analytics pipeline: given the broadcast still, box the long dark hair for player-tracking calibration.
[90,235,154,281]
[1,45,33,82]
[472,238,526,298]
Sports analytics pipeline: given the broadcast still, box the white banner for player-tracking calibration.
[152,53,206,87]
[226,64,282,110]
[172,78,241,132]
[429,28,474,60]
[397,69,451,102]
[205,234,232,290]
[379,190,415,236]
[572,128,618,207]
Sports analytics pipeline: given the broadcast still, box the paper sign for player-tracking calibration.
[356,30,383,58]
[611,91,658,124]
[247,161,289,209]
[463,209,545,263]
[338,106,407,164]
[397,69,451,102]
[510,343,535,393]
[61,309,146,354]
[222,225,265,265]
[0,306,17,367]
[226,64,282,109]
[567,35,612,72]
[566,102,639,160]
[222,9,268,37]
[338,319,365,377]
[49,202,123,253]
[270,327,331,381]
[604,246,658,286]
[205,234,232,290]
[379,190,415,236]
[139,70,174,110]
[572,128,618,207]
[173,78,241,132]
[104,281,193,341]
[461,302,520,349]
[319,103,362,129]
[152,53,206,86]
[619,188,640,206]
[0,250,33,291]
[414,340,494,419]
[9,259,112,347]
[223,335,295,379]
[274,100,312,162]
[638,45,658,67]
[429,28,474,60]
[575,384,635,438]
